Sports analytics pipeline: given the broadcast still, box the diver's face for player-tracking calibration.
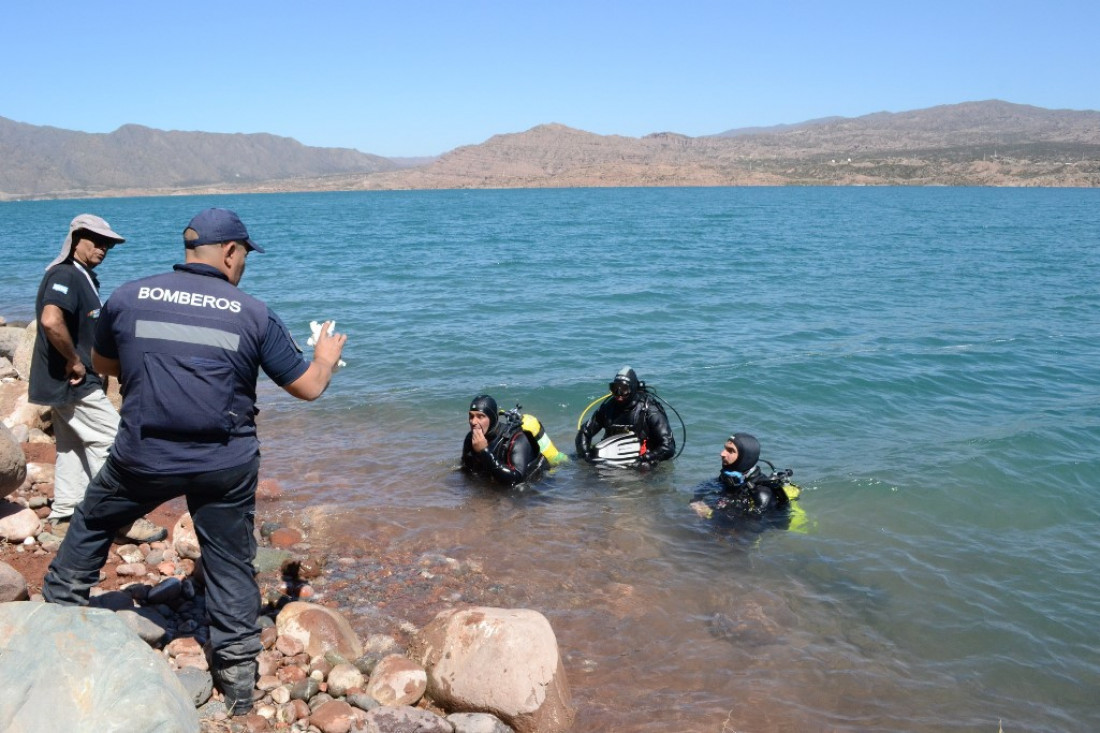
[468,411,491,432]
[610,380,632,403]
[720,440,739,469]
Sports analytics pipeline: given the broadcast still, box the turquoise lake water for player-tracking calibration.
[2,187,1098,731]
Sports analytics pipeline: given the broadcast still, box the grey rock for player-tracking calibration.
[308,691,334,710]
[357,706,454,733]
[447,712,515,733]
[176,667,214,706]
[254,546,294,573]
[117,607,171,646]
[289,676,321,701]
[346,692,380,712]
[196,699,228,720]
[0,602,198,732]
[353,652,384,675]
[259,521,282,538]
[0,422,27,499]
[323,650,351,666]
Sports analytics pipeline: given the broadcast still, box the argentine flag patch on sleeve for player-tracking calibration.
[52,283,69,295]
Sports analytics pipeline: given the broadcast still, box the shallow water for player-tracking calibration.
[3,187,1099,731]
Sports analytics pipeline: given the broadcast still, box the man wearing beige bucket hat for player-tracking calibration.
[29,214,166,543]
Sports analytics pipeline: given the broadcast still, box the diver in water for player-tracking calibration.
[690,432,802,527]
[462,394,549,487]
[575,366,675,469]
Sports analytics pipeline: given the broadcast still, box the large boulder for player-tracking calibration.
[0,356,17,380]
[10,322,35,381]
[275,601,363,660]
[0,602,199,733]
[1,384,50,434]
[412,607,575,733]
[0,326,24,360]
[0,422,26,498]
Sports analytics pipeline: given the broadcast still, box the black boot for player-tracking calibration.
[213,660,257,716]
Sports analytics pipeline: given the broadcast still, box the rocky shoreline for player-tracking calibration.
[1,315,575,733]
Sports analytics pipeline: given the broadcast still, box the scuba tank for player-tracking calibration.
[759,462,809,533]
[502,406,569,466]
[521,413,568,465]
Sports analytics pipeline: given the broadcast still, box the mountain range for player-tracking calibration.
[2,100,1098,200]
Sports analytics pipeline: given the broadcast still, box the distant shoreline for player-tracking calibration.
[4,101,1098,200]
[3,178,1097,205]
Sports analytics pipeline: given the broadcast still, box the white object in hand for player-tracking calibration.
[307,320,347,368]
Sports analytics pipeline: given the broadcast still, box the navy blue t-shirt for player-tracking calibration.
[29,261,105,406]
[95,263,309,474]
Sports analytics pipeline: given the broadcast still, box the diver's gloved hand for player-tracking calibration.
[576,429,596,463]
[636,453,659,469]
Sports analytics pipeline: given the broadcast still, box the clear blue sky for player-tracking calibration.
[2,1,1096,157]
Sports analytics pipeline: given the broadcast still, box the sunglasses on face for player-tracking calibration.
[88,237,117,250]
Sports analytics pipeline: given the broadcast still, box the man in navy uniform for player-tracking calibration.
[43,208,348,717]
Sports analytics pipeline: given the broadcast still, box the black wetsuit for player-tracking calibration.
[693,466,793,524]
[575,391,676,465]
[462,415,547,486]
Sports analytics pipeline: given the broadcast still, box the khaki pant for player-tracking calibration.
[48,390,119,519]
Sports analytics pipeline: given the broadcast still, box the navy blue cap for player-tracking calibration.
[183,208,264,253]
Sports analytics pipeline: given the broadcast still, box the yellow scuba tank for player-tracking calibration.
[780,481,812,534]
[521,413,568,465]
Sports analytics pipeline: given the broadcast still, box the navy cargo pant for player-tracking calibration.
[43,454,262,670]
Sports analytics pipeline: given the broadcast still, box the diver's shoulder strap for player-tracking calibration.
[752,461,800,502]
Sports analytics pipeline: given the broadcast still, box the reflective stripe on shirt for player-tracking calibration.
[135,320,241,351]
